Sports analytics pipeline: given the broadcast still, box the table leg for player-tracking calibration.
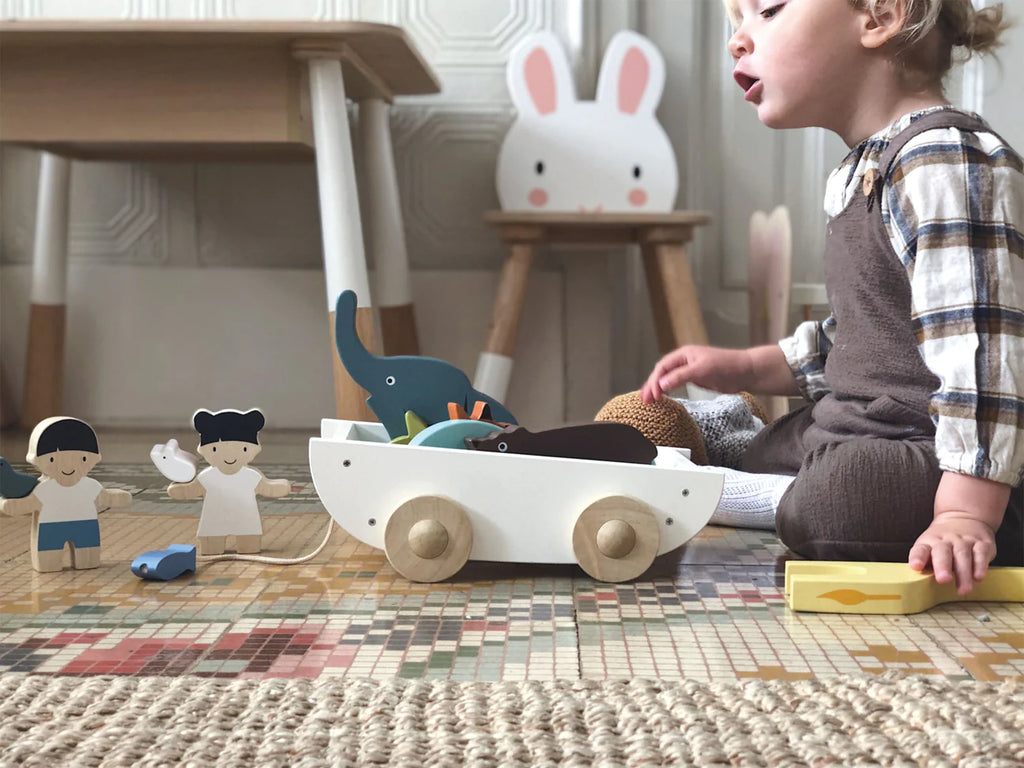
[359,98,419,357]
[473,243,534,403]
[305,56,377,421]
[21,152,71,429]
[641,241,708,353]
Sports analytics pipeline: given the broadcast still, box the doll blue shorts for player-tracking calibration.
[37,520,101,551]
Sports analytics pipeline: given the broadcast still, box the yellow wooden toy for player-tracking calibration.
[784,560,1024,615]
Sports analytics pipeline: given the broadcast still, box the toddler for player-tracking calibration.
[643,0,1024,595]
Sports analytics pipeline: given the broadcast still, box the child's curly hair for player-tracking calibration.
[723,0,1011,89]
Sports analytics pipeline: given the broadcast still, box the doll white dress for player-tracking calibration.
[195,466,262,537]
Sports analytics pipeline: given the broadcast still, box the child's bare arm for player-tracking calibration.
[908,472,1010,595]
[167,480,204,500]
[641,344,799,402]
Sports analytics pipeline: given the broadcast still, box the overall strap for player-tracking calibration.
[866,110,994,204]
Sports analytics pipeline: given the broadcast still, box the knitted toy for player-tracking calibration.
[595,391,769,469]
[595,392,708,465]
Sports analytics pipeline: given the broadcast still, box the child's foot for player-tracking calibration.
[709,467,793,530]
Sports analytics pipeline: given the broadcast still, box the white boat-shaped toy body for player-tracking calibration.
[309,419,724,582]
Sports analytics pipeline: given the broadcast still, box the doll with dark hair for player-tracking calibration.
[0,417,131,572]
[167,408,291,556]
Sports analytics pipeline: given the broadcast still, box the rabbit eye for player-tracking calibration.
[632,165,642,179]
[535,161,544,175]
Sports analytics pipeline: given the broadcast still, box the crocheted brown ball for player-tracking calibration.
[594,391,709,465]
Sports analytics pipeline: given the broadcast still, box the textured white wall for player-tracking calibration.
[1,0,1022,428]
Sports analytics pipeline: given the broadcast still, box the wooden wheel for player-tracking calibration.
[384,495,473,582]
[572,496,660,582]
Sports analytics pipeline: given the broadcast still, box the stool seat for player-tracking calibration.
[474,210,714,403]
[483,210,712,241]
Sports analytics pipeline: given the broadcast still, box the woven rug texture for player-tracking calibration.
[2,673,1023,767]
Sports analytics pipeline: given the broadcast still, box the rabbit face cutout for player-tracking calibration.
[497,30,678,213]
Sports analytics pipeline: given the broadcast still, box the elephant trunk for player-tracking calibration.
[334,290,377,389]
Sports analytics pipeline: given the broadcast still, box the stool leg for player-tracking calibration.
[22,152,71,429]
[359,98,419,357]
[473,243,534,403]
[0,364,16,429]
[306,56,377,422]
[641,241,708,351]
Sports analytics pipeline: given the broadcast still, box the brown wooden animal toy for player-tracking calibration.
[465,422,657,464]
[0,417,131,572]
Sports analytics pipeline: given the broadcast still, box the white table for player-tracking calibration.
[0,20,440,427]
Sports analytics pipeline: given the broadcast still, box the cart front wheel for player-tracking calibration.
[572,496,660,582]
[385,496,473,582]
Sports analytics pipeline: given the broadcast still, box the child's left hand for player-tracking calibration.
[910,472,1010,595]
[908,514,997,596]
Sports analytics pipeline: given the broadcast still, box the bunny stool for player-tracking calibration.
[473,211,712,402]
[473,31,712,402]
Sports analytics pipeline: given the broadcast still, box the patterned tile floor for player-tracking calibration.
[2,461,1023,683]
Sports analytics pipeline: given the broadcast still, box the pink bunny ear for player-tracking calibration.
[506,32,575,118]
[596,31,666,116]
[525,47,558,115]
[618,47,650,115]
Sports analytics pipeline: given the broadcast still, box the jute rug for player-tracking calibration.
[1,673,1022,767]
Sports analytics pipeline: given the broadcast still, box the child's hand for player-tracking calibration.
[911,473,1011,595]
[640,346,753,403]
[908,514,997,596]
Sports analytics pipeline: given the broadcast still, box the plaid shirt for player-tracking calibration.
[780,106,1024,486]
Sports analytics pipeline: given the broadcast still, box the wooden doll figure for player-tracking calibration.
[0,417,131,572]
[167,408,291,556]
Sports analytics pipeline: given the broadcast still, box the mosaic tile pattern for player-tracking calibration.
[1,462,1022,683]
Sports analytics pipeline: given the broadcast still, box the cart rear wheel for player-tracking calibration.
[572,496,660,582]
[384,495,472,582]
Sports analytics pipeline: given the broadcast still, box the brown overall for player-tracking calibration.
[743,110,1024,565]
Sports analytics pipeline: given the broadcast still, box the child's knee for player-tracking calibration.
[774,479,823,558]
[775,439,940,560]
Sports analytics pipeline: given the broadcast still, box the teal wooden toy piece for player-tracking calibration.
[409,419,502,450]
[0,456,38,499]
[334,290,517,439]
